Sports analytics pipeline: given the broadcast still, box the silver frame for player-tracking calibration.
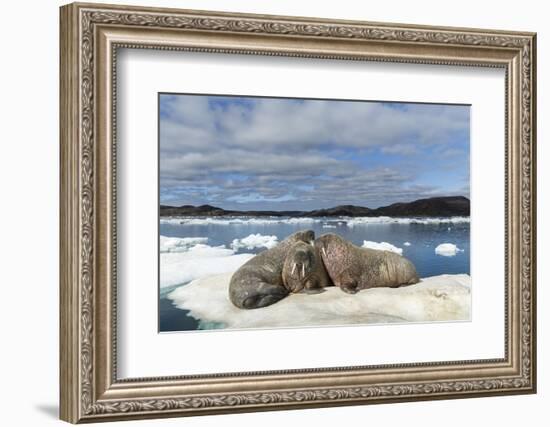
[60,2,536,423]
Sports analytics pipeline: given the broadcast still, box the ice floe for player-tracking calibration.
[168,273,471,329]
[404,242,412,246]
[160,243,253,288]
[231,233,278,251]
[159,236,209,253]
[435,243,463,257]
[361,241,403,255]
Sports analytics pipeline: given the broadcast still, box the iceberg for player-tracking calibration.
[435,243,463,257]
[231,233,278,251]
[361,241,403,255]
[168,273,471,329]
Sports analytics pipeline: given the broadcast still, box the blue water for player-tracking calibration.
[159,217,469,332]
[160,219,470,277]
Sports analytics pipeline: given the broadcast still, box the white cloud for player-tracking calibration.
[159,95,470,209]
[162,96,469,154]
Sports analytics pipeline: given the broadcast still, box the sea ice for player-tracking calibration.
[231,233,278,250]
[168,273,471,329]
[361,241,403,255]
[159,236,208,253]
[404,242,412,246]
[346,216,470,227]
[161,215,470,227]
[160,216,321,226]
[435,243,463,257]
[160,244,253,288]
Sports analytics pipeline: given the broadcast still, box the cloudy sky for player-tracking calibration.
[159,94,470,210]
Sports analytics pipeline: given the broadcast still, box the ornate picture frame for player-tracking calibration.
[60,2,536,423]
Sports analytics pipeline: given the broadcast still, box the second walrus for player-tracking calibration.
[315,233,419,294]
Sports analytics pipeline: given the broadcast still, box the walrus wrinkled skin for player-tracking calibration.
[229,230,315,309]
[282,241,332,294]
[315,233,419,294]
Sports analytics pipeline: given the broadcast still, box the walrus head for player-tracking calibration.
[314,233,347,262]
[314,233,359,293]
[288,229,315,245]
[282,241,321,293]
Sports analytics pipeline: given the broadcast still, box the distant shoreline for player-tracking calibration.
[160,196,470,218]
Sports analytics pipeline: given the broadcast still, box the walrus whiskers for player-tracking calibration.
[281,240,332,295]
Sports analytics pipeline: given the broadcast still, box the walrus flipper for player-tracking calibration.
[242,286,289,309]
[337,271,359,294]
[232,281,289,309]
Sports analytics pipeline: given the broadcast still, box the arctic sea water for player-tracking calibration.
[159,216,470,332]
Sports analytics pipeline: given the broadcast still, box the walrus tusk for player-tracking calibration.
[291,263,297,275]
[322,247,327,258]
[302,264,305,279]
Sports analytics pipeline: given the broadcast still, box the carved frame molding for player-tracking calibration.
[60,2,536,423]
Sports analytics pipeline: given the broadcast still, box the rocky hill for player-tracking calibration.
[160,196,469,217]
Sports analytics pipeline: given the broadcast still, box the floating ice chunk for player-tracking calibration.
[231,233,278,251]
[361,241,403,255]
[168,273,471,329]
[404,242,412,246]
[159,236,208,253]
[435,243,463,257]
[322,224,337,228]
[160,244,253,288]
[347,216,470,227]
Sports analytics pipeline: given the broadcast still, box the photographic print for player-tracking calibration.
[159,93,471,332]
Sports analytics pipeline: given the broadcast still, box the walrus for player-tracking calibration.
[315,233,419,294]
[282,241,332,294]
[229,230,315,309]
